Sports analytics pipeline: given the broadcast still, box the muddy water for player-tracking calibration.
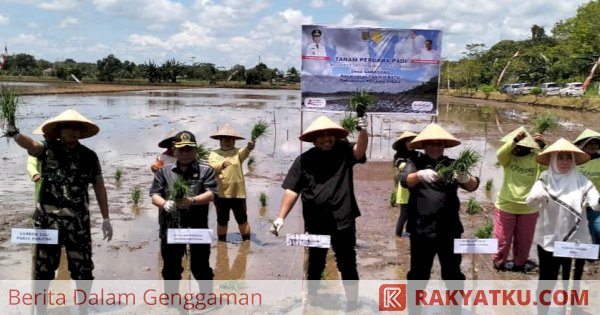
[1,89,599,281]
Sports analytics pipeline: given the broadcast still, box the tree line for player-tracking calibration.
[442,1,600,92]
[0,53,301,85]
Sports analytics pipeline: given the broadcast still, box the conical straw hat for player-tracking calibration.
[500,126,528,143]
[299,116,349,142]
[210,124,245,140]
[409,123,460,149]
[392,131,417,150]
[574,128,600,146]
[499,126,540,149]
[536,138,590,166]
[41,109,99,139]
[32,118,51,135]
[158,129,178,148]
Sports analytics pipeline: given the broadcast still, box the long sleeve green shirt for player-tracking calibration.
[578,156,600,191]
[494,140,544,214]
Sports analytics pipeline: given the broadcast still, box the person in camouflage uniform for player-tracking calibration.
[6,109,112,314]
[149,130,217,298]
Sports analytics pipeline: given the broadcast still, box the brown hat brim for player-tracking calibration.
[299,128,349,142]
[41,109,99,139]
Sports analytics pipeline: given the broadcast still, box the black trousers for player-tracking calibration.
[305,225,358,294]
[407,233,465,280]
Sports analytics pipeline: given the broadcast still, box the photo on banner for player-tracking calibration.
[301,24,442,115]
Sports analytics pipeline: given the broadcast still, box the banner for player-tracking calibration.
[301,25,442,115]
[1,280,598,314]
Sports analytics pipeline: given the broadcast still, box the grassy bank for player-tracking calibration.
[443,89,600,111]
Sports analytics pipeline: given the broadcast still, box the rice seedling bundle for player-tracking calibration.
[169,177,191,201]
[0,85,19,129]
[436,148,482,185]
[534,112,558,134]
[251,120,269,141]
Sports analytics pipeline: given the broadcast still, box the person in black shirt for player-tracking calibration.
[400,123,479,280]
[271,115,368,310]
[149,130,217,308]
[400,123,479,315]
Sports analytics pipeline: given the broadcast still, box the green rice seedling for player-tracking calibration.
[169,177,190,201]
[259,192,268,207]
[251,120,269,141]
[436,148,482,185]
[114,168,123,182]
[485,179,493,192]
[0,85,19,130]
[349,90,374,117]
[340,114,358,133]
[466,197,482,215]
[247,156,255,168]
[475,222,494,239]
[196,143,210,162]
[131,185,143,205]
[390,190,397,207]
[533,112,558,134]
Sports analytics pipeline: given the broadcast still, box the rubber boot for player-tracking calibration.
[217,225,228,241]
[239,222,251,241]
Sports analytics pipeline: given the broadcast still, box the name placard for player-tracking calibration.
[454,238,498,254]
[167,229,213,244]
[554,241,599,260]
[286,233,331,248]
[11,228,58,244]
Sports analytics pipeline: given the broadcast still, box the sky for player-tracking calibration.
[0,0,593,71]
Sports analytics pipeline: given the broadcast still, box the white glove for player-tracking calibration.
[456,171,470,184]
[416,169,439,184]
[357,117,368,130]
[163,200,177,213]
[102,219,113,242]
[270,218,284,236]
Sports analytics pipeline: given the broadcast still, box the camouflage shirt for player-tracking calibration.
[39,140,102,209]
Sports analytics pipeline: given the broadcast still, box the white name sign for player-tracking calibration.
[286,233,331,248]
[454,238,498,254]
[11,228,58,244]
[553,241,599,260]
[167,229,213,244]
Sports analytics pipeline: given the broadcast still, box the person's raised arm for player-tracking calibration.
[353,117,369,160]
[14,133,44,157]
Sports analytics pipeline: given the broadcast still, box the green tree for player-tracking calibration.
[143,60,161,83]
[228,64,246,81]
[161,58,183,83]
[285,67,300,83]
[96,54,122,82]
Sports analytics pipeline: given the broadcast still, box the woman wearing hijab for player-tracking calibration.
[526,138,600,281]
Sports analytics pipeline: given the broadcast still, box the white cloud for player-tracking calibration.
[0,14,9,26]
[93,0,186,24]
[59,17,79,28]
[27,22,40,29]
[38,0,81,11]
[310,0,325,8]
[12,33,42,45]
[192,0,270,29]
[128,22,216,50]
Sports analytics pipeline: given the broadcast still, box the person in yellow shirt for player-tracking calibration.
[208,124,255,241]
[574,128,600,248]
[392,131,419,237]
[492,126,545,272]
